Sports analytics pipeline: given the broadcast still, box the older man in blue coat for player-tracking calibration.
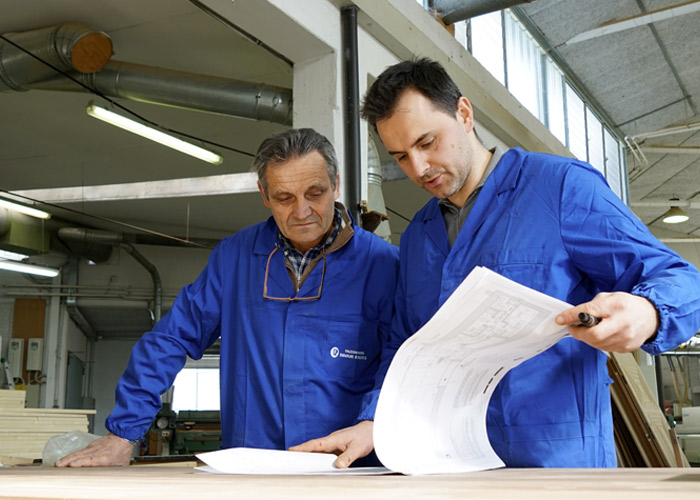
[57,128,398,467]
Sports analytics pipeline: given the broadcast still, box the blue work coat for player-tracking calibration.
[390,148,700,467]
[106,214,399,450]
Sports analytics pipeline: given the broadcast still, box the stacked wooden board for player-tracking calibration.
[0,389,96,461]
[609,352,689,467]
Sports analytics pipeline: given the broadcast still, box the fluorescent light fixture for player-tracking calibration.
[0,259,60,278]
[86,102,223,165]
[0,249,29,262]
[662,206,689,224]
[0,198,51,219]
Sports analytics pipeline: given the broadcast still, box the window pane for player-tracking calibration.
[565,84,587,160]
[471,12,505,84]
[586,108,605,174]
[505,11,543,120]
[604,129,622,198]
[172,368,221,412]
[454,20,468,50]
[619,143,629,204]
[544,59,566,145]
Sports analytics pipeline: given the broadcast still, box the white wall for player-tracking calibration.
[77,245,212,311]
[665,241,700,272]
[92,339,138,436]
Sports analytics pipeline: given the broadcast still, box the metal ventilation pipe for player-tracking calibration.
[30,60,293,125]
[1,23,292,125]
[0,23,112,91]
[367,139,392,242]
[433,0,535,24]
[121,243,162,325]
[57,227,162,324]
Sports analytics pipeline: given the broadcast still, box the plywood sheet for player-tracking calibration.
[609,352,689,467]
[0,466,700,500]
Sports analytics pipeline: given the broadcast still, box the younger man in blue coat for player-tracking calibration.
[294,59,700,468]
[56,128,398,467]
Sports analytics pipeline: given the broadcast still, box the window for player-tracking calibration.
[504,11,544,120]
[586,108,605,174]
[471,12,505,85]
[171,367,220,412]
[565,85,587,161]
[605,128,623,199]
[544,59,566,145]
[454,20,468,50]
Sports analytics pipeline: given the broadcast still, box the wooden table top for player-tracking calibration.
[1,465,699,499]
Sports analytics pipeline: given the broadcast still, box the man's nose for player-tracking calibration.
[292,199,312,219]
[406,152,430,179]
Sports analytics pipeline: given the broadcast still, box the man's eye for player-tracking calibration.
[421,139,434,148]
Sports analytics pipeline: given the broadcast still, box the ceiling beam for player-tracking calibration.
[12,173,259,204]
[627,120,700,141]
[565,0,700,45]
[640,145,700,155]
[631,200,700,209]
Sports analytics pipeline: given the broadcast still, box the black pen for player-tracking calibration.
[577,312,601,327]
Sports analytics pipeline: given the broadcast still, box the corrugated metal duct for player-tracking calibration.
[1,23,292,125]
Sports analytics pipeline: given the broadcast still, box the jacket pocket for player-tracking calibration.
[323,315,379,383]
[477,247,546,292]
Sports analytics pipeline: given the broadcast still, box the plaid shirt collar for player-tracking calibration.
[278,206,343,278]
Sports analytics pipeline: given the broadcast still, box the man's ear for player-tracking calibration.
[258,181,271,208]
[455,96,475,133]
[334,174,341,200]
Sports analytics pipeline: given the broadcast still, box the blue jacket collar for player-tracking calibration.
[417,147,525,254]
[419,147,524,224]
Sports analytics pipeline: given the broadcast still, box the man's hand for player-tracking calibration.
[289,420,374,469]
[555,292,658,353]
[54,433,134,467]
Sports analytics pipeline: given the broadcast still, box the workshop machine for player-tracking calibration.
[146,403,222,456]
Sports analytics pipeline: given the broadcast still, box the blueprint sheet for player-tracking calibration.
[373,266,572,475]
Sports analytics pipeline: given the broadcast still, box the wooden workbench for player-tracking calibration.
[0,466,699,499]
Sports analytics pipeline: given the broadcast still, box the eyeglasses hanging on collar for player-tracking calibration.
[263,245,326,301]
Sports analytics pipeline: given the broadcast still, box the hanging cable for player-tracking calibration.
[385,206,412,223]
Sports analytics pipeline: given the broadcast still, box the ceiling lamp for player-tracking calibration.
[86,102,223,165]
[662,199,689,224]
[0,260,60,278]
[0,198,51,219]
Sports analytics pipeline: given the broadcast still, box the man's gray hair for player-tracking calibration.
[253,128,339,196]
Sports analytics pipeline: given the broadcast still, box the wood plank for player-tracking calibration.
[0,408,96,415]
[1,466,700,499]
[609,352,689,467]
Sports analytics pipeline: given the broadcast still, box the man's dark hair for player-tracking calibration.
[253,127,338,197]
[361,58,462,128]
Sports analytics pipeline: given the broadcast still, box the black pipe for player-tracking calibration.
[341,5,362,223]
